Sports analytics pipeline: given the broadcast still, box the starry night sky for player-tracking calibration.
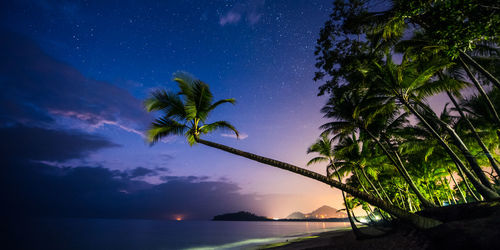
[0,0,346,219]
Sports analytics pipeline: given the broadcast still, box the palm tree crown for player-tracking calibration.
[144,72,239,145]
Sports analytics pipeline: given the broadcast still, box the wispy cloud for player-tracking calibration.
[0,29,150,137]
[247,11,262,25]
[219,0,265,26]
[219,11,242,26]
[221,132,248,140]
[49,110,146,138]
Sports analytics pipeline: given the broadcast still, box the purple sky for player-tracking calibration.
[0,0,352,219]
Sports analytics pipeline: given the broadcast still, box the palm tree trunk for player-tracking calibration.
[432,116,494,189]
[454,159,482,201]
[458,57,500,127]
[330,162,365,239]
[446,91,500,177]
[424,181,437,204]
[195,138,442,229]
[359,166,385,201]
[435,191,443,206]
[363,129,437,208]
[377,180,393,205]
[352,211,362,223]
[353,168,370,194]
[365,210,375,223]
[460,51,500,89]
[406,185,414,212]
[416,96,494,189]
[429,183,442,206]
[447,166,467,203]
[341,191,365,239]
[401,100,499,200]
[443,177,457,204]
[397,186,406,210]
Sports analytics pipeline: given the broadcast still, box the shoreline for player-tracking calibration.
[258,226,428,250]
[258,228,353,249]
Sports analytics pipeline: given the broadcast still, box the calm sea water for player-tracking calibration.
[8,218,349,250]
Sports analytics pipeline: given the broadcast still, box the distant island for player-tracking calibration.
[213,211,272,221]
[213,205,349,222]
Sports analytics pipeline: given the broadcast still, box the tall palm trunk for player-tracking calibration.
[330,163,365,239]
[401,100,499,200]
[442,177,457,204]
[446,91,500,177]
[405,184,415,212]
[430,115,494,189]
[416,95,494,189]
[454,159,482,201]
[195,138,442,229]
[340,190,365,238]
[458,57,500,127]
[359,165,384,201]
[364,129,436,208]
[396,186,406,210]
[424,181,437,204]
[460,52,500,90]
[377,180,393,205]
[447,166,467,203]
[353,168,370,194]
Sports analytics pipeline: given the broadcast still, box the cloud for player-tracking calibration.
[0,124,118,163]
[247,11,262,25]
[2,161,264,220]
[0,126,263,220]
[122,167,164,179]
[219,0,265,26]
[219,11,242,26]
[221,132,249,139]
[0,28,150,135]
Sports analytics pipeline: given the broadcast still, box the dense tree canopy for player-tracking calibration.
[309,0,500,220]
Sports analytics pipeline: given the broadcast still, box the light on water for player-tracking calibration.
[17,218,348,250]
[184,237,283,250]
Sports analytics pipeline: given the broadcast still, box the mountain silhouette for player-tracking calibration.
[286,205,347,219]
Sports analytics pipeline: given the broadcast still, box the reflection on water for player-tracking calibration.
[8,218,348,250]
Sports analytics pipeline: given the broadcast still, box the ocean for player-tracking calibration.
[8,218,349,249]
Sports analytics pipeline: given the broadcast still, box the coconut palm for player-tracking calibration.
[320,85,437,208]
[394,32,500,135]
[334,133,385,201]
[144,72,442,229]
[372,57,499,199]
[394,35,500,178]
[306,134,365,238]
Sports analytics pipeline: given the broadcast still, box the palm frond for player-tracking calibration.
[208,98,236,113]
[199,120,239,138]
[185,80,214,121]
[307,156,329,166]
[173,72,196,98]
[147,117,187,144]
[144,89,187,120]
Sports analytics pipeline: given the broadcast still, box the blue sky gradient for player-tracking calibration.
[0,0,349,219]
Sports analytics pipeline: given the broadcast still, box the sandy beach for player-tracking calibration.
[260,226,427,250]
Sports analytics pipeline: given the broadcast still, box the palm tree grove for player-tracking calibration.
[145,0,500,248]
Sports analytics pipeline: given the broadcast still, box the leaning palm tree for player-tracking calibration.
[144,72,442,229]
